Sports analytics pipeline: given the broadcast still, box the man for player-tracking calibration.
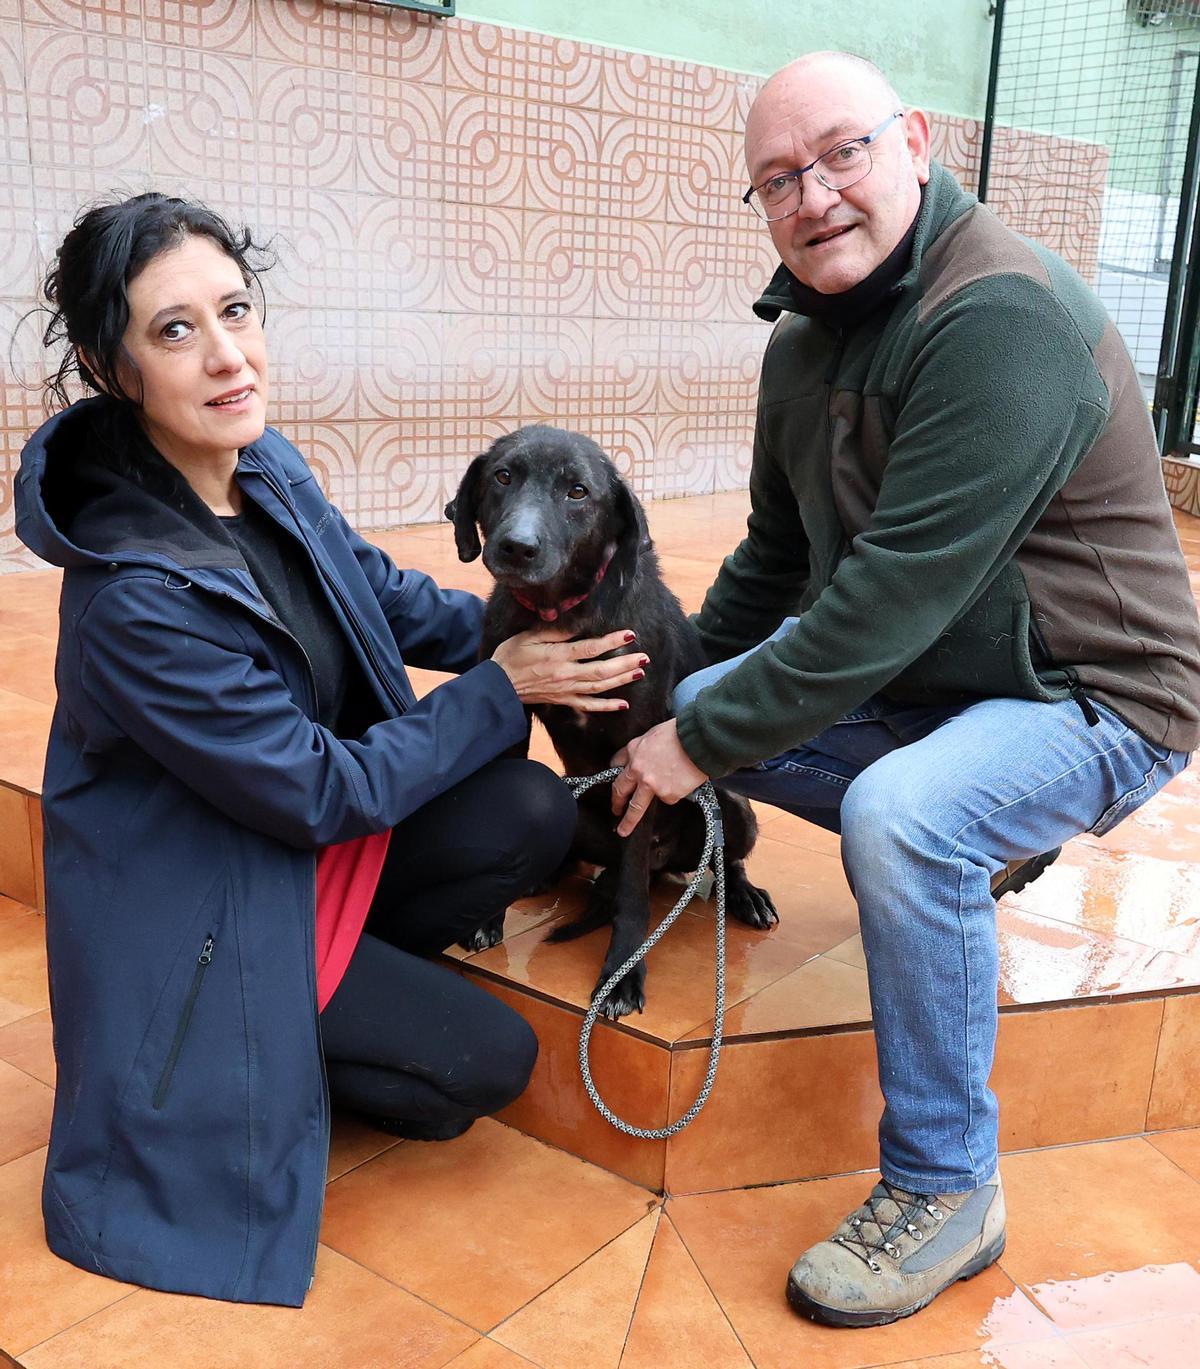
[611,51,1200,1328]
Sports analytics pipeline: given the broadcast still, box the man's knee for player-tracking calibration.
[840,757,937,886]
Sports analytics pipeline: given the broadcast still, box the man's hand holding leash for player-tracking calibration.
[610,718,709,837]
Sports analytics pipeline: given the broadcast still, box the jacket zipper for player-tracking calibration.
[1028,616,1100,727]
[152,934,215,1110]
[253,469,410,718]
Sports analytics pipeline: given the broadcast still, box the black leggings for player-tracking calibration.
[319,758,575,1131]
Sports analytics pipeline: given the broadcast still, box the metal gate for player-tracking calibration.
[980,0,1200,460]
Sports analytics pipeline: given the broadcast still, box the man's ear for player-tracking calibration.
[904,107,932,184]
[444,454,487,562]
[609,476,650,589]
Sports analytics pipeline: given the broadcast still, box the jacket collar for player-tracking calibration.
[16,397,289,583]
[752,160,975,325]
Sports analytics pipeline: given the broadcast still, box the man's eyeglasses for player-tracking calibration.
[742,111,906,222]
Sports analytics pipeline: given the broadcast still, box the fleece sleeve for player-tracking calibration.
[675,274,1108,777]
[75,575,529,849]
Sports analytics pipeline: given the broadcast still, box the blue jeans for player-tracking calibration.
[675,623,1191,1195]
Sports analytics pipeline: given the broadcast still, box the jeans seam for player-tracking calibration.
[945,725,1141,851]
[952,850,980,1184]
[773,763,852,788]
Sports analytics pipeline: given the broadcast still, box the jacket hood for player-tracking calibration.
[16,396,245,573]
[752,160,974,323]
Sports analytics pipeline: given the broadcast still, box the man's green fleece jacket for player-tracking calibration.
[676,162,1200,778]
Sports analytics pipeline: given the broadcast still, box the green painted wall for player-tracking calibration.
[455,1,996,119]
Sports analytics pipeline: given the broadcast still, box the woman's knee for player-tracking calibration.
[462,1007,539,1115]
[486,758,577,875]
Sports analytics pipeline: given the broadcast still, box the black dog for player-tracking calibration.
[445,424,777,1019]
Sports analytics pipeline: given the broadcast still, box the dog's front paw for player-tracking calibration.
[458,913,506,953]
[594,962,646,1019]
[726,874,779,930]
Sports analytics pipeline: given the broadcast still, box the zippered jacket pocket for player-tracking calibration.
[152,934,214,1110]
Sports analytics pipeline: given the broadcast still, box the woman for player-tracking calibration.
[15,194,646,1307]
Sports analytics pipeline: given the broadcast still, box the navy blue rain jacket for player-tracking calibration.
[15,398,528,1306]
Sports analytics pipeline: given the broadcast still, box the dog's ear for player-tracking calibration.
[609,476,651,589]
[444,454,487,562]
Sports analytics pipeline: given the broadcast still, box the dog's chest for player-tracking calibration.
[534,703,635,775]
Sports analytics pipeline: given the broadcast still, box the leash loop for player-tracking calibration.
[562,768,726,1139]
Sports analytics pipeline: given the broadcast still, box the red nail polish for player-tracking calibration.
[632,670,645,681]
[624,632,637,643]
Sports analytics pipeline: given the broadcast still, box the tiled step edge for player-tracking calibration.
[0,785,42,910]
[472,966,1200,1196]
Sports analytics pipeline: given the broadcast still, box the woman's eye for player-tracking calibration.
[495,468,512,486]
[567,484,588,501]
[161,321,190,342]
[224,301,251,322]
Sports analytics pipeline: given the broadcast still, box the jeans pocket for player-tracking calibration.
[1090,749,1188,836]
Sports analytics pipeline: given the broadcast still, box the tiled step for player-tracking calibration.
[453,876,1200,1192]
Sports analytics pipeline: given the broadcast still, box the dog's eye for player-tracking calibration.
[494,468,512,486]
[566,484,588,500]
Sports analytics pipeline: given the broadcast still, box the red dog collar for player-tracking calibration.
[510,546,616,623]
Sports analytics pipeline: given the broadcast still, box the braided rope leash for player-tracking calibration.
[562,768,726,1139]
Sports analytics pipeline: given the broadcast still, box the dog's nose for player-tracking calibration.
[498,534,540,562]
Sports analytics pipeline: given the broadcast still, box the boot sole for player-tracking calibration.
[785,1231,1007,1329]
[991,847,1061,901]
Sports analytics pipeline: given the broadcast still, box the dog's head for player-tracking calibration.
[445,426,649,598]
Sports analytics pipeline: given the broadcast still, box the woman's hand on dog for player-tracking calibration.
[610,719,709,836]
[492,627,648,710]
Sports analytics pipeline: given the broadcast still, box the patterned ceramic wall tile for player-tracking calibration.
[25,27,149,175]
[268,306,359,426]
[24,0,141,40]
[357,311,444,424]
[354,194,444,314]
[444,91,528,209]
[0,19,28,165]
[255,0,355,69]
[657,410,754,499]
[521,212,599,319]
[254,185,358,310]
[445,23,604,111]
[0,163,36,301]
[0,299,48,568]
[145,45,257,187]
[254,60,357,192]
[0,2,1115,562]
[358,75,444,202]
[143,0,252,55]
[440,201,526,315]
[353,2,445,86]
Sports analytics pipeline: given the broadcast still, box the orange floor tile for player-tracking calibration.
[2,493,1200,1365]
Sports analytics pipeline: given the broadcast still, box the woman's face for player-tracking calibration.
[120,234,268,469]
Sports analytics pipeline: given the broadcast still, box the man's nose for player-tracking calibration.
[794,175,842,220]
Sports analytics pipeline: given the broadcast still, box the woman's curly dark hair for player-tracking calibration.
[41,192,271,411]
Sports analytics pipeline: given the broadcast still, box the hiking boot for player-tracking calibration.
[786,1171,1006,1328]
[991,847,1060,900]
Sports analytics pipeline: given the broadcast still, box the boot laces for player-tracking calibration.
[829,1180,944,1275]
